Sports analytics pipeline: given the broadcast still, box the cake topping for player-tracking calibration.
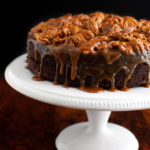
[29,12,150,54]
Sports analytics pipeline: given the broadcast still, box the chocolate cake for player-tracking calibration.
[26,11,150,92]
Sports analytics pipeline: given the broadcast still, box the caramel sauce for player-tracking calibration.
[120,87,130,91]
[108,88,118,92]
[78,86,104,93]
[32,76,44,81]
[60,61,65,75]
[145,84,150,88]
[69,50,80,80]
[25,65,29,69]
[25,59,28,63]
[27,37,150,93]
[53,81,59,85]
[62,84,69,88]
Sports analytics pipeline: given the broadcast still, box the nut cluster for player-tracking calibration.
[29,11,150,54]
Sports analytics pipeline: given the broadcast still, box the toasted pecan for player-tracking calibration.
[29,11,150,54]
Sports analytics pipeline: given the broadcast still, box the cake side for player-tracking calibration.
[27,39,149,90]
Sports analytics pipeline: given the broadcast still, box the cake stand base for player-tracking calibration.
[56,110,139,150]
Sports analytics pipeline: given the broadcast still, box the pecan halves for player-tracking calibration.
[71,34,86,45]
[30,11,150,55]
[86,19,100,36]
[35,33,50,44]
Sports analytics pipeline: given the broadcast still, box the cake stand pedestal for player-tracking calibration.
[56,110,138,150]
[5,54,150,150]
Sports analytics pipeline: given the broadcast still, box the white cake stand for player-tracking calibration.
[5,54,150,150]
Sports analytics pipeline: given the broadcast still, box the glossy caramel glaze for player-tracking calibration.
[27,39,150,91]
[32,76,45,81]
[78,86,104,93]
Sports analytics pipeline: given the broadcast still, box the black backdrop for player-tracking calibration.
[2,0,150,76]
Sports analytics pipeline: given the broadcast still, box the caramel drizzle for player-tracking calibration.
[27,39,150,92]
[109,74,117,92]
[50,44,68,75]
[32,76,44,81]
[78,86,104,93]
[69,49,80,80]
[123,64,137,89]
[64,63,70,85]
[54,61,59,83]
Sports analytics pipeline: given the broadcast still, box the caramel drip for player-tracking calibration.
[62,84,69,88]
[64,63,70,85]
[123,64,137,89]
[111,75,115,89]
[69,49,80,80]
[54,61,59,82]
[108,88,118,92]
[148,66,150,86]
[109,75,117,92]
[103,49,121,65]
[145,84,150,88]
[146,71,150,87]
[53,81,59,85]
[27,40,31,58]
[25,65,29,69]
[34,49,39,61]
[92,78,99,87]
[25,59,28,63]
[120,87,130,91]
[78,86,104,93]
[50,45,68,75]
[32,76,44,81]
[39,55,44,76]
[77,76,85,87]
[60,61,65,75]
[50,44,80,81]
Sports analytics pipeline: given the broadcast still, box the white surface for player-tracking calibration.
[56,110,139,150]
[5,54,150,111]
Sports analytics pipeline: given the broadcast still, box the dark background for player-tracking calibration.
[2,0,150,76]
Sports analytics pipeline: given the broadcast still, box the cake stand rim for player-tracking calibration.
[4,54,150,111]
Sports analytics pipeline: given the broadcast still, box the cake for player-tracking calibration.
[26,11,150,92]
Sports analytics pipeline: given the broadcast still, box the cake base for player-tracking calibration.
[56,111,139,150]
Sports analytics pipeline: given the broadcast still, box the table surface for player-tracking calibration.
[0,77,150,150]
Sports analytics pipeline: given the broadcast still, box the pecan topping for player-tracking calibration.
[29,11,150,54]
[70,34,86,46]
[86,19,100,35]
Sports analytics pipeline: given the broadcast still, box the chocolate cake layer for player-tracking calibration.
[27,56,148,89]
[26,11,150,91]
